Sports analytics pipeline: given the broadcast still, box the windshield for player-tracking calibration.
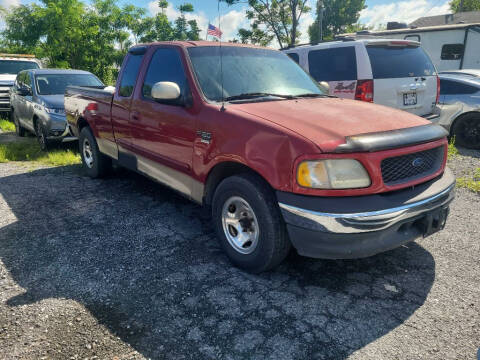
[0,60,39,75]
[187,46,324,102]
[366,45,436,79]
[35,73,104,95]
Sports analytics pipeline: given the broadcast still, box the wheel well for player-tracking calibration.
[450,111,480,135]
[77,117,89,132]
[32,115,39,131]
[203,162,272,205]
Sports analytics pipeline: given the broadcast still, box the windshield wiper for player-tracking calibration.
[224,92,295,102]
[294,93,333,98]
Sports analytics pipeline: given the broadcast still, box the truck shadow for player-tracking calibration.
[0,165,435,360]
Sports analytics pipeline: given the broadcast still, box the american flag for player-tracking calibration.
[207,24,222,38]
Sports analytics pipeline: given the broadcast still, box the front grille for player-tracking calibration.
[381,146,445,186]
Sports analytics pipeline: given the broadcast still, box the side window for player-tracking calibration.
[142,48,187,100]
[287,53,300,64]
[441,44,464,60]
[308,47,357,82]
[24,72,32,88]
[16,72,25,88]
[119,54,144,97]
[441,79,478,95]
[405,35,421,42]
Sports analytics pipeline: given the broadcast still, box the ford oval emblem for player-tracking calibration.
[412,157,425,167]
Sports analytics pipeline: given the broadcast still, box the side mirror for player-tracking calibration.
[151,82,181,101]
[319,81,330,93]
[17,87,31,96]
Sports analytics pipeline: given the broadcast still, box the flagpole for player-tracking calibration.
[206,21,209,40]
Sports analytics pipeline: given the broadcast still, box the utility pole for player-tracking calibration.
[459,0,464,12]
[318,0,324,42]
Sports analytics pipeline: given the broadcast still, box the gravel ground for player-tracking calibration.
[0,149,479,360]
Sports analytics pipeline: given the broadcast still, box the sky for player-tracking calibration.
[0,0,453,43]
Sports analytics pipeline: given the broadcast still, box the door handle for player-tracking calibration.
[131,111,140,121]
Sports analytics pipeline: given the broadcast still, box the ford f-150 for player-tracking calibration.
[65,41,455,273]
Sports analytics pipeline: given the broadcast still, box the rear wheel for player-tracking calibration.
[451,113,480,149]
[79,127,111,178]
[12,110,25,137]
[212,173,291,273]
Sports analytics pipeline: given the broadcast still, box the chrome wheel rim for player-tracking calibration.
[221,196,259,254]
[83,138,94,168]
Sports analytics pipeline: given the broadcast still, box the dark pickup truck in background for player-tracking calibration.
[65,41,455,273]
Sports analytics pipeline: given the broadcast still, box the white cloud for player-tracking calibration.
[147,2,248,41]
[360,0,451,29]
[0,0,19,8]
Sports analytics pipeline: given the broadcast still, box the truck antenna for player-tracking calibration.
[218,0,225,112]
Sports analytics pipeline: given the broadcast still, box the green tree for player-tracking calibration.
[237,24,274,46]
[309,0,366,43]
[174,3,200,41]
[450,0,480,12]
[222,0,310,48]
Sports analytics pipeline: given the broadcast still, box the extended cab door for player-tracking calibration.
[129,46,197,197]
[111,51,145,151]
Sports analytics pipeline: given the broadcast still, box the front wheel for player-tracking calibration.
[79,127,111,178]
[451,114,480,149]
[36,121,50,151]
[212,174,291,273]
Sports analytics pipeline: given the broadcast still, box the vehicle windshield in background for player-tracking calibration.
[0,60,39,74]
[366,45,436,79]
[188,46,325,102]
[35,74,104,95]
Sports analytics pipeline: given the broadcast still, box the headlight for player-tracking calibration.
[44,107,65,115]
[297,159,371,189]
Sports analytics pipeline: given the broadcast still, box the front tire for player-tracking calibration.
[79,127,111,178]
[35,121,50,151]
[451,113,480,149]
[212,174,291,273]
[12,110,25,137]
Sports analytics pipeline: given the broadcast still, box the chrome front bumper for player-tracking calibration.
[279,183,454,234]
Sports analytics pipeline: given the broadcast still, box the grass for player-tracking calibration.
[447,137,459,158]
[0,118,15,132]
[457,168,480,193]
[0,138,81,166]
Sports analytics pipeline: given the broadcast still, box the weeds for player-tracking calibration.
[448,137,458,158]
[0,118,15,132]
[457,168,480,193]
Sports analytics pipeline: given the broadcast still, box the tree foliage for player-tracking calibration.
[450,0,480,12]
[308,0,366,43]
[0,0,201,84]
[222,0,310,48]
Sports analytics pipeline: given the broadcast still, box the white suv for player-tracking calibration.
[284,38,440,118]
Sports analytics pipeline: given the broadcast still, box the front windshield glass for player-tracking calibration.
[187,46,324,102]
[0,60,39,75]
[35,74,104,95]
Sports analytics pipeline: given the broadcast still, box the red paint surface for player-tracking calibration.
[66,41,448,198]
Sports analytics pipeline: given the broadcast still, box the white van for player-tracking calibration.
[284,39,439,118]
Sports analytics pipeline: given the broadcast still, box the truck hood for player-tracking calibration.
[232,97,431,152]
[37,95,65,109]
[0,74,16,85]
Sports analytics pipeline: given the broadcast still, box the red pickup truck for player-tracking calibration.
[65,41,455,273]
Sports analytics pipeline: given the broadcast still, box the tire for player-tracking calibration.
[12,110,25,137]
[35,120,50,151]
[212,173,291,273]
[79,126,111,178]
[451,113,480,150]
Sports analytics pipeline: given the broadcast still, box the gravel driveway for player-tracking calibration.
[0,153,479,359]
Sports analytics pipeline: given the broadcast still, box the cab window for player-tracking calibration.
[118,54,144,97]
[142,48,187,101]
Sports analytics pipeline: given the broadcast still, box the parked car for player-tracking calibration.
[435,72,480,149]
[284,39,440,119]
[10,69,104,150]
[440,69,480,78]
[65,42,455,273]
[0,54,41,115]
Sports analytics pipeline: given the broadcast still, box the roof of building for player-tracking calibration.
[410,11,480,28]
